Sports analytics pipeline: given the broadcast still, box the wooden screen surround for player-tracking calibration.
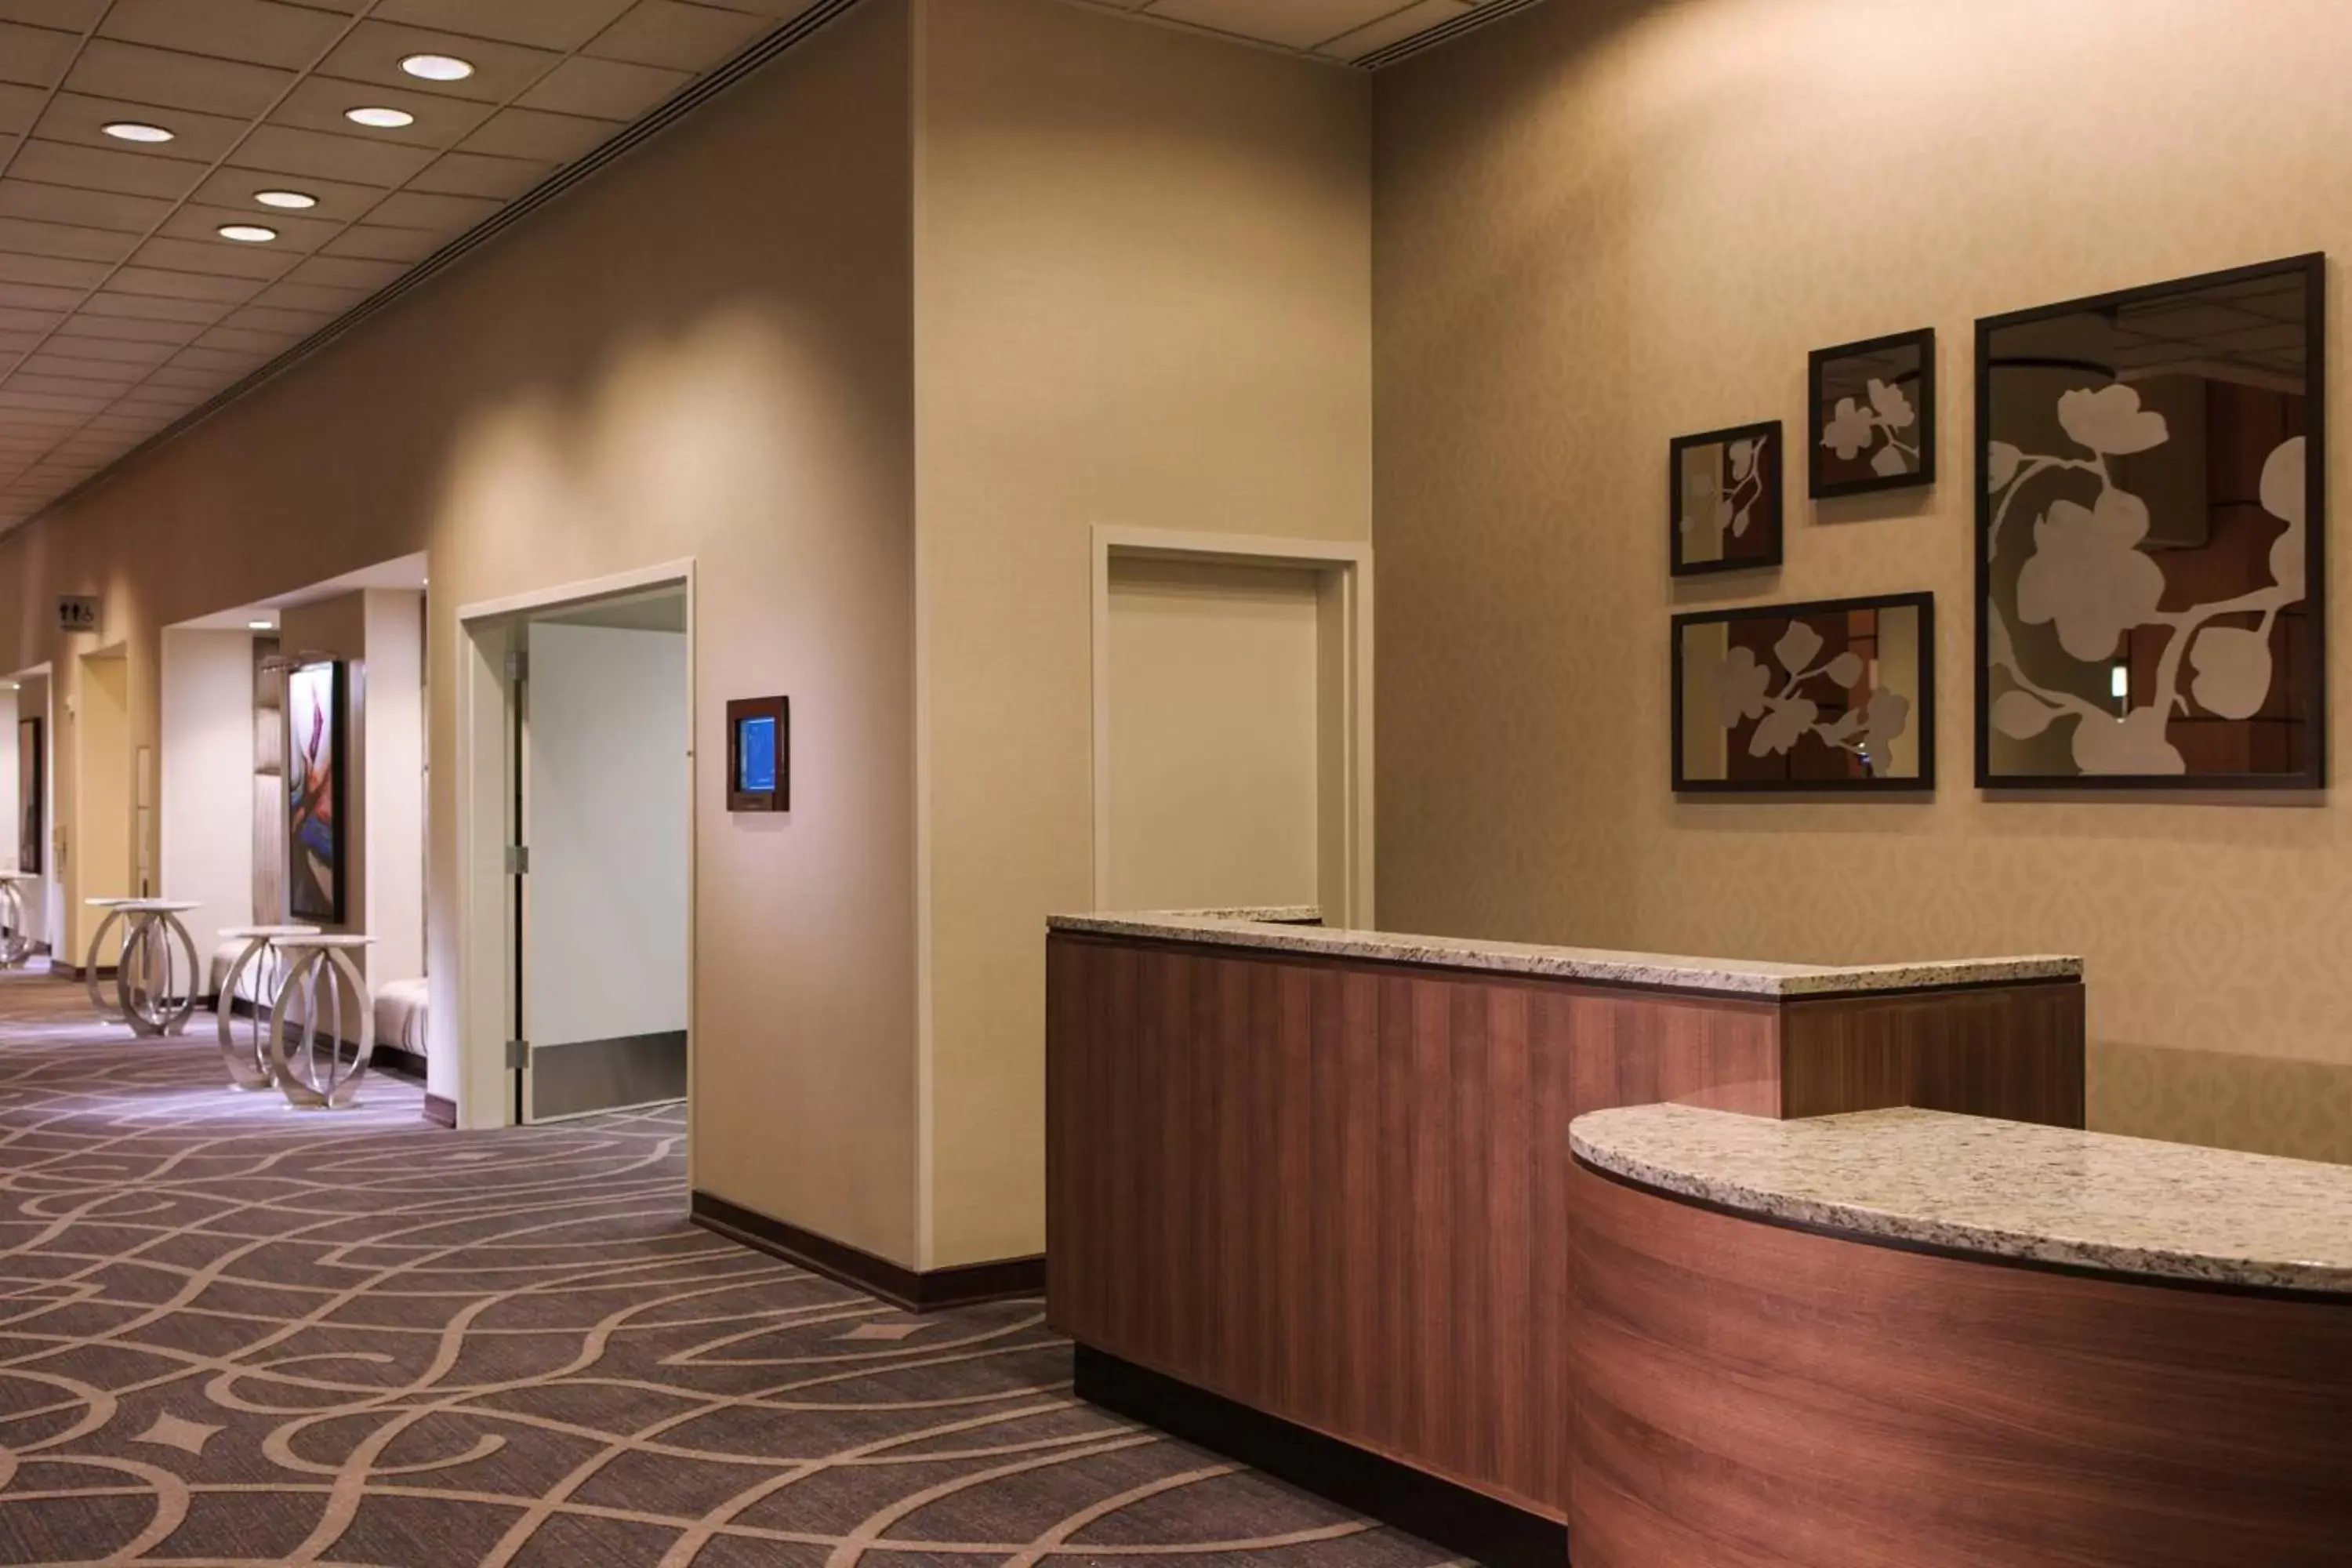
[1044,931,2085,1523]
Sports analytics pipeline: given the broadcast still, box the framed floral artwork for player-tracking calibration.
[1670,419,1781,575]
[1976,254,2325,788]
[1809,328,1935,498]
[1672,592,1934,793]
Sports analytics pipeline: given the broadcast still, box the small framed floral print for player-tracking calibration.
[1670,419,1781,575]
[1672,592,1934,793]
[1976,253,2325,788]
[1810,328,1936,498]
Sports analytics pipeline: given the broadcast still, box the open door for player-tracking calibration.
[513,598,691,1122]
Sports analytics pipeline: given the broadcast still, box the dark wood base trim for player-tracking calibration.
[688,1190,1044,1312]
[1573,1154,2352,1305]
[423,1092,456,1128]
[49,962,114,982]
[1073,1346,1566,1568]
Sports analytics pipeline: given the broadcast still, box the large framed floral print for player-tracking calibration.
[1976,254,2325,787]
[1673,592,1934,792]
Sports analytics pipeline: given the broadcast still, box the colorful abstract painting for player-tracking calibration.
[285,662,343,923]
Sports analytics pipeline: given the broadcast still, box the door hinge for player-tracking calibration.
[504,648,528,681]
[504,1038,530,1071]
[506,844,529,875]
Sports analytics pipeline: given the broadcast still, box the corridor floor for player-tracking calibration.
[0,970,1454,1567]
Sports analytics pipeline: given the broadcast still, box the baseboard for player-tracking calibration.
[423,1093,456,1128]
[1072,1345,1566,1568]
[49,963,114,982]
[688,1189,1044,1312]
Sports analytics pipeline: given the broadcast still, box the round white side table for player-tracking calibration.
[0,873,38,970]
[215,924,321,1091]
[269,935,376,1111]
[110,901,202,1037]
[81,898,137,1021]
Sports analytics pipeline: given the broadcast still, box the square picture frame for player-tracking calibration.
[1671,591,1936,793]
[1669,419,1782,575]
[1809,328,1936,498]
[1975,252,2325,789]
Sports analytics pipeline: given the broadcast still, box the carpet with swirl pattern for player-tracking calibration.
[0,969,1454,1568]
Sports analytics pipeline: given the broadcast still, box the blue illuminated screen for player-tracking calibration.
[737,715,779,794]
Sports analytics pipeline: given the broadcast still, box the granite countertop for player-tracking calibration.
[1570,1103,2352,1295]
[1047,910,2079,999]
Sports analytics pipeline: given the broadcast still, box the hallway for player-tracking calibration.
[0,974,1447,1567]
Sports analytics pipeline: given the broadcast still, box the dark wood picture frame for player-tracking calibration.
[16,717,40,876]
[726,695,789,812]
[285,659,346,924]
[1973,252,2326,790]
[1671,590,1936,794]
[1809,327,1936,499]
[1669,419,1783,576]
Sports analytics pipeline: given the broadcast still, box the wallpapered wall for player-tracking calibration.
[1372,0,2352,1161]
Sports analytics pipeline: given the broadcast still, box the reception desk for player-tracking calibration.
[1045,910,2085,1561]
[1569,1105,2352,1566]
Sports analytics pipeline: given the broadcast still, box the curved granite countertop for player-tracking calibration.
[1570,1103,2352,1296]
[1049,909,2080,999]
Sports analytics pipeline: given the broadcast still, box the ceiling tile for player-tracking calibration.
[0,306,64,332]
[319,223,441,263]
[0,174,173,231]
[106,264,262,303]
[406,149,549,199]
[312,21,563,104]
[97,0,354,71]
[9,137,209,198]
[130,234,297,280]
[517,53,687,119]
[0,212,137,262]
[245,277,362,313]
[192,322,299,353]
[0,3,106,31]
[36,90,252,162]
[359,187,497,230]
[45,325,189,356]
[169,343,270,373]
[0,20,78,88]
[455,105,615,163]
[283,252,401,290]
[586,0,766,71]
[267,74,489,144]
[0,279,83,310]
[218,302,333,334]
[16,366,146,394]
[0,249,110,287]
[0,80,48,135]
[0,387,112,413]
[65,38,298,119]
[228,122,434,185]
[372,0,637,52]
[0,330,42,352]
[143,361,237,387]
[73,289,232,323]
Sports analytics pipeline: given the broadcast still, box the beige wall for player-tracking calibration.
[914,0,1373,1265]
[0,0,924,1258]
[1374,0,2352,1162]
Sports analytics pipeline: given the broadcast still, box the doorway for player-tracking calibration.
[1092,529,1372,926]
[456,564,695,1131]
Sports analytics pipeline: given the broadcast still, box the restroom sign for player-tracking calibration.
[56,597,99,633]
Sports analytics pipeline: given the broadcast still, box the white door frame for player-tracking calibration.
[1090,526,1374,928]
[452,559,696,1132]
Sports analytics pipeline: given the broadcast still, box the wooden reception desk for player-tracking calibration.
[1569,1105,2352,1566]
[1044,910,2085,1562]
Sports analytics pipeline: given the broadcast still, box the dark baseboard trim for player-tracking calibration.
[49,963,113,982]
[423,1093,456,1128]
[1072,1346,1566,1568]
[688,1189,1044,1313]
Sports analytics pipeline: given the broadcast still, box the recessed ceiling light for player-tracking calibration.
[102,122,174,143]
[248,620,274,631]
[218,223,277,243]
[401,53,474,82]
[345,105,415,129]
[254,189,317,210]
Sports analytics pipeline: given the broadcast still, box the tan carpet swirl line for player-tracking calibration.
[0,971,1453,1568]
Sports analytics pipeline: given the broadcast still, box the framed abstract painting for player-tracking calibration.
[1810,328,1935,498]
[285,660,345,923]
[16,717,38,875]
[1670,420,1782,575]
[1673,592,1935,793]
[1976,254,2325,787]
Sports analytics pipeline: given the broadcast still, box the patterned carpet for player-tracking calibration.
[0,969,1455,1567]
